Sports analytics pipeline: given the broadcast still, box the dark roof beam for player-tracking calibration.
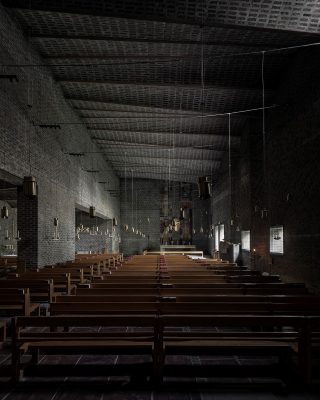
[35,35,283,49]
[105,154,219,162]
[60,79,269,94]
[67,98,249,119]
[4,1,320,37]
[92,139,225,152]
[89,129,240,142]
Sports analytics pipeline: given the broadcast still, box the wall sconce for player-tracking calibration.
[112,217,118,227]
[15,230,21,241]
[1,206,9,219]
[52,217,60,240]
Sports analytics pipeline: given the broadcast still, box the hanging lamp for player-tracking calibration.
[89,206,95,218]
[198,176,211,199]
[23,176,37,196]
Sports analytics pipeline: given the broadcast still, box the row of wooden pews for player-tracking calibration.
[2,253,320,386]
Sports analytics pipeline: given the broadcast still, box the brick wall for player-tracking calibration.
[209,47,320,292]
[120,178,159,256]
[75,212,113,254]
[120,178,209,256]
[0,200,17,256]
[0,5,120,266]
[192,192,210,255]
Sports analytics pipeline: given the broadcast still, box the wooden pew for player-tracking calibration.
[12,314,157,382]
[49,299,320,316]
[0,280,54,303]
[50,301,158,315]
[0,320,6,347]
[0,288,39,316]
[81,282,308,295]
[156,314,318,384]
[226,275,281,283]
[9,273,75,295]
[54,294,320,305]
[40,266,93,284]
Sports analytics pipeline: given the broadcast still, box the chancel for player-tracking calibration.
[0,1,319,399]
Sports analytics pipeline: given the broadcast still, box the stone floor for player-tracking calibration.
[1,342,320,400]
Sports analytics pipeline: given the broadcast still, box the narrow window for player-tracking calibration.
[219,224,225,242]
[214,225,219,251]
[270,226,284,254]
[241,230,250,251]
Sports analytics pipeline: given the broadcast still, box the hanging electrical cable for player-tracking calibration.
[131,169,134,233]
[228,113,232,228]
[197,19,211,200]
[261,51,268,220]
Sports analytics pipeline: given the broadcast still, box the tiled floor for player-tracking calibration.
[1,338,319,400]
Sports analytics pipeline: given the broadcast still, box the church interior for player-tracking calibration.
[0,1,320,399]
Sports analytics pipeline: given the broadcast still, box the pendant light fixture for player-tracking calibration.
[131,169,134,233]
[198,176,211,200]
[89,206,95,218]
[23,176,37,196]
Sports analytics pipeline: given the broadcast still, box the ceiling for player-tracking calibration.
[3,0,320,183]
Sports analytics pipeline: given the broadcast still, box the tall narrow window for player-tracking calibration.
[214,225,219,251]
[241,230,250,251]
[270,226,284,254]
[219,224,225,242]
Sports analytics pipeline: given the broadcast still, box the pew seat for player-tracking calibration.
[157,314,320,384]
[0,320,6,346]
[0,288,40,316]
[12,315,157,382]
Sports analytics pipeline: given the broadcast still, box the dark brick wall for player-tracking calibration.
[210,47,320,292]
[0,5,120,266]
[120,178,210,256]
[0,200,17,256]
[192,192,210,255]
[75,213,113,254]
[17,188,38,267]
[120,178,159,256]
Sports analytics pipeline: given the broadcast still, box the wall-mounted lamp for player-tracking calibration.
[1,206,9,219]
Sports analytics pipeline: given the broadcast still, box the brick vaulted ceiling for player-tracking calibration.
[3,1,320,183]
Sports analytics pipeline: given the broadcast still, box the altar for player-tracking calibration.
[145,245,203,257]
